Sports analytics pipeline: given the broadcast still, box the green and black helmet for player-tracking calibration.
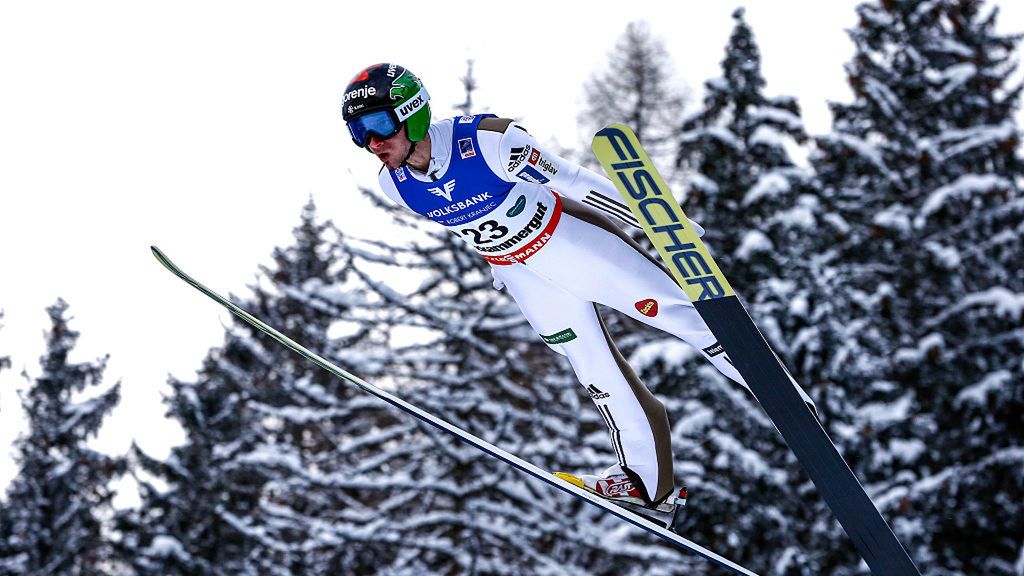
[342,63,431,148]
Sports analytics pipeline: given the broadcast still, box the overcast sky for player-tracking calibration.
[1,1,1021,496]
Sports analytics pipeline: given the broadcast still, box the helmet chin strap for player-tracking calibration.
[397,128,438,181]
[399,138,418,170]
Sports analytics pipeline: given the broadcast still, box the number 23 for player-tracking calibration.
[460,220,509,244]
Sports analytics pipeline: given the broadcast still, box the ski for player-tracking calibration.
[592,124,920,576]
[151,246,760,576]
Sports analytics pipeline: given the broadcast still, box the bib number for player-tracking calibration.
[460,220,509,245]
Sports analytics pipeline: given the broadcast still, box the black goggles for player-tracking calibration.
[347,110,401,148]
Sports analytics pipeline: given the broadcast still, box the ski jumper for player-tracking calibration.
[376,115,806,505]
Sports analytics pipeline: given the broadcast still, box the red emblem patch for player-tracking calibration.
[635,299,659,317]
[528,149,541,165]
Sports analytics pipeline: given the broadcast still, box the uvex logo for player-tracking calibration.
[634,298,658,317]
[396,91,426,121]
[702,342,724,357]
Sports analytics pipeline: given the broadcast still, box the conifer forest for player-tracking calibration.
[2,1,1022,574]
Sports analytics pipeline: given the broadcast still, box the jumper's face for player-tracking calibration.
[368,127,410,170]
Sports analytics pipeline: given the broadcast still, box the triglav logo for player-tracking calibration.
[531,153,558,176]
[427,179,457,202]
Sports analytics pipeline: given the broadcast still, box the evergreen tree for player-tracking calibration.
[661,9,836,572]
[114,295,273,575]
[227,199,413,574]
[117,199,406,575]
[579,21,687,170]
[811,1,1024,573]
[676,8,818,291]
[0,300,125,576]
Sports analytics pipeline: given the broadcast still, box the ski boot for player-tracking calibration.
[554,464,685,514]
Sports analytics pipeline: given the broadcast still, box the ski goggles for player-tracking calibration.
[347,109,401,148]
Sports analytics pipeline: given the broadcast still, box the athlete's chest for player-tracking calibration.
[393,162,513,226]
[391,117,515,226]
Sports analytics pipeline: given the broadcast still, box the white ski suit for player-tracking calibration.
[375,114,806,505]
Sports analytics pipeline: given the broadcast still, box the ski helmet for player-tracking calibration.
[342,63,431,148]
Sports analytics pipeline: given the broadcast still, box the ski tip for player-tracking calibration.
[150,246,176,273]
[151,245,169,261]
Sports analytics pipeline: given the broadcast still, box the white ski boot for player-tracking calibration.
[555,464,686,514]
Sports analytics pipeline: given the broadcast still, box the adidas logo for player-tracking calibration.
[507,145,531,172]
[587,384,610,400]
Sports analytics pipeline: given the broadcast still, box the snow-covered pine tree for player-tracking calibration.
[676,8,821,291]
[811,1,1024,573]
[225,199,417,574]
[118,200,405,574]
[114,365,261,574]
[0,300,125,576]
[648,9,839,572]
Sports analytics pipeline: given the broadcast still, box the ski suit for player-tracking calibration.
[376,114,793,504]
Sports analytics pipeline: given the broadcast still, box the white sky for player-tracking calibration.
[1,1,1021,497]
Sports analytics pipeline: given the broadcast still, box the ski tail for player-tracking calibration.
[151,245,762,576]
